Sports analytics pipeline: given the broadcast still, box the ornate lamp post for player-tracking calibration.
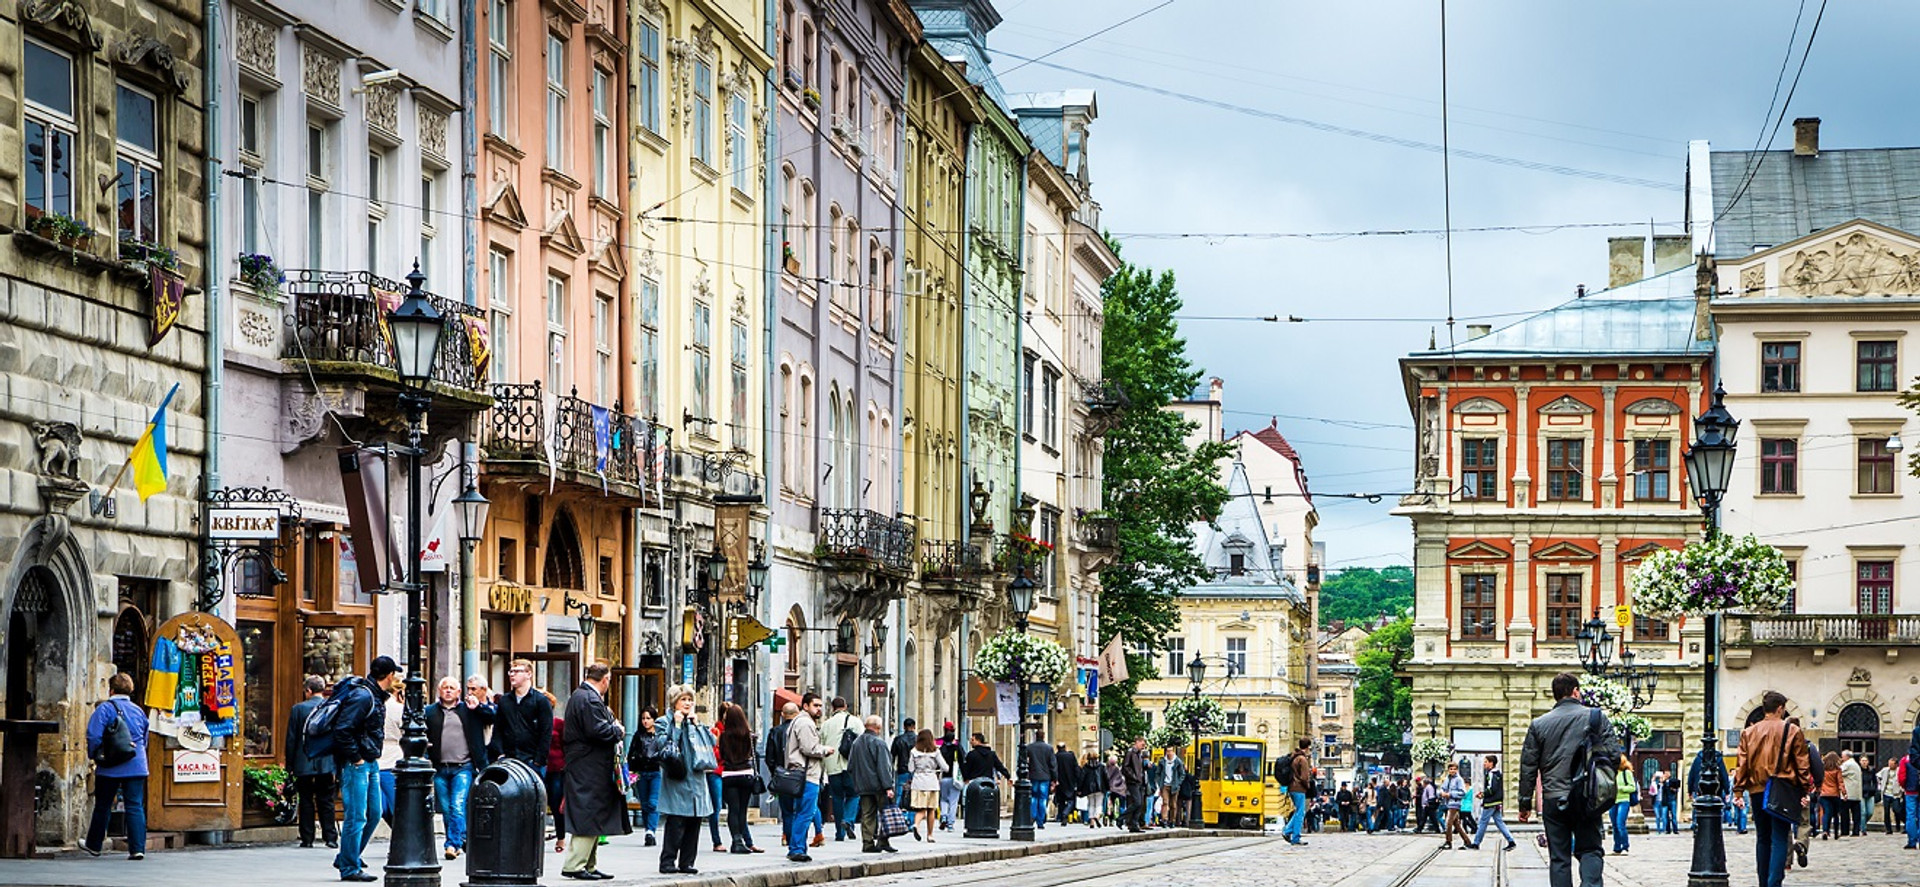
[1683,383,1738,887]
[1187,654,1207,827]
[1424,704,1442,779]
[1006,572,1037,841]
[384,263,445,887]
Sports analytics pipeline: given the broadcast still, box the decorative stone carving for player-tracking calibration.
[365,84,400,138]
[1537,394,1595,415]
[280,380,364,453]
[1451,396,1507,414]
[238,306,277,349]
[1783,231,1920,296]
[303,44,342,109]
[21,0,103,50]
[1740,264,1765,295]
[31,422,83,484]
[114,35,191,92]
[1849,666,1872,687]
[234,14,277,79]
[419,107,449,162]
[1623,397,1681,416]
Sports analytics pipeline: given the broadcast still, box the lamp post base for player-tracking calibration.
[1686,743,1728,887]
[1009,775,1035,842]
[385,753,442,887]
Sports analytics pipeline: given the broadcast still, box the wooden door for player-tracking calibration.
[147,614,245,834]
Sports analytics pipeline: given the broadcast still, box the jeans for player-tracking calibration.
[547,768,567,840]
[786,782,822,856]
[1057,786,1076,824]
[85,775,146,855]
[1906,794,1919,847]
[829,773,858,839]
[707,773,723,846]
[1610,801,1632,852]
[894,773,915,824]
[723,775,756,849]
[1473,804,1514,847]
[1284,790,1307,842]
[294,773,338,845]
[1754,797,1792,887]
[939,777,960,827]
[1542,809,1605,887]
[1394,806,1407,830]
[434,764,474,850]
[1655,799,1677,833]
[1031,780,1051,828]
[1727,802,1748,833]
[378,768,397,826]
[335,761,383,877]
[634,769,662,832]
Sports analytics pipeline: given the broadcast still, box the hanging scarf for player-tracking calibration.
[145,636,181,711]
[209,639,238,721]
[176,651,202,718]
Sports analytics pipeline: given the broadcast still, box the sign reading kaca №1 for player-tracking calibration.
[207,508,280,541]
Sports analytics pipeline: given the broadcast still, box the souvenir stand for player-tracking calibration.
[143,612,244,837]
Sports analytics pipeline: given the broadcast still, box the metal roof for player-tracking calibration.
[1708,148,1920,258]
[1409,266,1711,359]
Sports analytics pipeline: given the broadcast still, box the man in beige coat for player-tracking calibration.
[782,692,834,861]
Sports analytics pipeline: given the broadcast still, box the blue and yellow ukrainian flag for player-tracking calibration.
[130,383,180,501]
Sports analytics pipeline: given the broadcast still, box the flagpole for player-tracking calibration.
[94,383,181,514]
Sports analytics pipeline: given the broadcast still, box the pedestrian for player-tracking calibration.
[560,661,629,880]
[1123,736,1150,832]
[1335,781,1355,832]
[1650,770,1672,835]
[1079,751,1107,827]
[782,692,834,862]
[1686,743,1731,834]
[625,709,661,846]
[1052,741,1082,825]
[1468,755,1516,851]
[704,712,725,853]
[908,729,947,842]
[426,675,494,860]
[1900,745,1920,847]
[1375,776,1395,834]
[716,702,762,854]
[1282,737,1311,845]
[891,718,919,826]
[1880,753,1905,835]
[765,703,796,835]
[819,697,859,842]
[83,671,149,860]
[961,731,1011,784]
[545,691,567,853]
[376,682,404,828]
[1733,691,1812,887]
[1395,776,1412,831]
[286,675,339,850]
[655,683,715,875]
[1860,755,1877,833]
[1728,787,1749,834]
[1142,743,1163,827]
[1157,747,1185,827]
[937,724,963,830]
[1610,758,1637,855]
[1818,751,1843,839]
[1841,750,1863,839]
[1439,761,1473,849]
[330,655,400,882]
[1517,672,1617,887]
[1104,751,1126,824]
[849,715,898,852]
[1024,732,1055,829]
[1420,775,1441,833]
[490,659,553,775]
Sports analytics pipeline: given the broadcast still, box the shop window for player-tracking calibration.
[302,624,359,686]
[498,536,518,582]
[239,620,275,756]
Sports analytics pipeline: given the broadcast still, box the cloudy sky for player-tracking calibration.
[990,0,1920,570]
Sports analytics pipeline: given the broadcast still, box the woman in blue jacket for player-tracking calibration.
[656,684,717,875]
[84,672,150,859]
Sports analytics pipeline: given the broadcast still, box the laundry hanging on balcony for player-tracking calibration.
[591,404,612,495]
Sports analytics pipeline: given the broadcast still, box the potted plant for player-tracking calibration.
[973,629,1072,686]
[238,252,286,300]
[1147,723,1192,749]
[1628,533,1794,618]
[121,239,181,272]
[242,763,297,826]
[783,242,801,275]
[1165,696,1229,735]
[802,87,821,109]
[784,68,803,90]
[28,213,93,250]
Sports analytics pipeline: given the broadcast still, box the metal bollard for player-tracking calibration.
[964,777,1001,839]
[463,758,548,887]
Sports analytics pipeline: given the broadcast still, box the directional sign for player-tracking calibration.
[968,677,996,715]
[727,615,777,651]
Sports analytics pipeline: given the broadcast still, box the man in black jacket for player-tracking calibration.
[848,715,897,853]
[1054,743,1080,825]
[1518,672,1617,887]
[960,733,1010,783]
[331,655,400,882]
[1468,754,1516,851]
[1335,782,1356,832]
[1123,737,1149,833]
[1024,736,1055,829]
[287,675,338,849]
[427,676,497,860]
[890,718,918,826]
[491,658,553,772]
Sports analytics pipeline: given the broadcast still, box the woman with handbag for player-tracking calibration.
[908,729,947,842]
[1079,752,1106,828]
[717,703,764,854]
[657,684,718,875]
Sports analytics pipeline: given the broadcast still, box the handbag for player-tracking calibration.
[93,701,137,768]
[770,765,806,797]
[660,727,691,781]
[1761,722,1806,823]
[879,804,912,838]
[688,727,718,774]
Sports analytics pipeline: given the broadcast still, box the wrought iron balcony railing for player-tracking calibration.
[284,269,488,396]
[1081,378,1128,412]
[920,539,989,583]
[1725,613,1920,646]
[485,381,670,502]
[817,508,917,574]
[1074,513,1119,552]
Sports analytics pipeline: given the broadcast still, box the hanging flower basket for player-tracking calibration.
[1579,674,1632,716]
[1165,696,1228,735]
[1410,737,1453,764]
[1629,533,1794,618]
[1147,723,1191,749]
[1614,714,1653,742]
[973,630,1072,685]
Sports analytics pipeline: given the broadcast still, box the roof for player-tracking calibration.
[1245,421,1312,506]
[1707,147,1920,258]
[1407,266,1711,359]
[1183,461,1304,603]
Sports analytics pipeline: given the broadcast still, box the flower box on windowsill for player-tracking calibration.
[11,227,115,274]
[802,88,821,109]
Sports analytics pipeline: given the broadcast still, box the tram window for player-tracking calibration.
[1221,742,1263,781]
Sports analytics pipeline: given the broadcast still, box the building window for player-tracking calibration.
[1761,341,1800,393]
[419,172,438,284]
[638,277,660,419]
[365,152,386,272]
[1633,439,1671,501]
[1224,712,1247,736]
[1760,438,1797,494]
[1544,573,1582,640]
[1228,552,1246,576]
[800,20,816,90]
[1857,341,1898,392]
[1323,733,1339,760]
[1632,613,1669,642]
[1859,437,1897,494]
[1021,353,1036,437]
[796,373,813,495]
[1545,438,1583,501]
[237,93,269,255]
[1858,561,1893,615]
[690,299,711,422]
[1225,637,1247,675]
[1322,692,1338,717]
[1784,560,1798,613]
[692,59,713,167]
[637,19,661,134]
[545,273,567,391]
[115,83,161,244]
[730,319,749,437]
[488,249,512,383]
[23,40,76,221]
[545,34,567,168]
[778,364,794,486]
[591,69,611,195]
[729,93,749,192]
[1164,637,1185,677]
[842,218,860,307]
[592,293,612,404]
[306,122,332,267]
[487,0,511,136]
[1036,509,1059,599]
[1461,438,1498,499]
[1042,365,1060,449]
[1461,573,1496,638]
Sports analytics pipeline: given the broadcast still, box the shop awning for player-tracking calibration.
[773,687,801,712]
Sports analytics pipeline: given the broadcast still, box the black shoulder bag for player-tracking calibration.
[1761,723,1806,824]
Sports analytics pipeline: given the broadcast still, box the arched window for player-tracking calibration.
[798,180,816,276]
[779,163,795,260]
[878,413,892,514]
[1837,702,1881,755]
[827,388,843,508]
[798,19,815,89]
[784,605,806,690]
[843,392,859,507]
[543,509,586,590]
[778,361,794,489]
[797,368,814,496]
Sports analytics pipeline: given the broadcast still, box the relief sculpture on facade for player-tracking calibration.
[1783,232,1920,296]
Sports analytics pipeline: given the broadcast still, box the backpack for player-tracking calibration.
[1274,751,1297,787]
[1563,707,1617,817]
[835,714,856,761]
[300,681,354,761]
[93,701,137,768]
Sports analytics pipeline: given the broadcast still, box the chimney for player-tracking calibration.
[1793,117,1820,157]
[1575,283,1588,299]
[1651,235,1692,275]
[1207,376,1223,403]
[1466,323,1492,340]
[1608,236,1646,288]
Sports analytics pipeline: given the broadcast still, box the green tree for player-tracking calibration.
[1318,566,1414,627]
[1095,240,1232,742]
[1352,616,1413,752]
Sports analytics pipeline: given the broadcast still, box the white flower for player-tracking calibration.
[1165,696,1230,735]
[1410,737,1453,763]
[974,630,1073,685]
[1630,533,1794,618]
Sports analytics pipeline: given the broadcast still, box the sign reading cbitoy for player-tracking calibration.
[207,508,280,541]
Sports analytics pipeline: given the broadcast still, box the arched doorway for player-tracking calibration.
[1837,702,1881,756]
[0,519,96,852]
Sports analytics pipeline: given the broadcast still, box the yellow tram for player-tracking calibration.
[1191,735,1269,829]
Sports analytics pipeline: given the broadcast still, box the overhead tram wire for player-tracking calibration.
[1713,0,1830,228]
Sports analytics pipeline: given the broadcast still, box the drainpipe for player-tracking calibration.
[459,0,482,681]
[759,0,779,731]
[955,118,975,739]
[202,0,224,596]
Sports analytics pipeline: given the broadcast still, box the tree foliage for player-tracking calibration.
[1352,616,1413,752]
[1318,566,1414,627]
[1096,239,1232,742]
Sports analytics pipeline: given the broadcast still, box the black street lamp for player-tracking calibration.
[1007,572,1037,842]
[1575,611,1613,676]
[1187,654,1206,827]
[384,262,445,887]
[1424,705,1442,779]
[1683,382,1738,887]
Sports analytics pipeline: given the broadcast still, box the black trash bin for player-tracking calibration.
[963,777,1000,839]
[464,758,548,887]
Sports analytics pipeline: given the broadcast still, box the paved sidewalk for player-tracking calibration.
[0,820,1244,887]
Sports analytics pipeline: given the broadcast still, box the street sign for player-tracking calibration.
[727,615,777,651]
[1027,683,1050,716]
[207,507,279,540]
[867,679,889,697]
[1615,604,1632,628]
[681,654,694,684]
[967,677,995,715]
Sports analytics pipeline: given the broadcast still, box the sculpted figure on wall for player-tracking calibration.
[1783,232,1920,296]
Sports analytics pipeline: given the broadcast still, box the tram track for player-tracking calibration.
[843,835,1278,887]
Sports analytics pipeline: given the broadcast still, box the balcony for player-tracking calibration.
[1073,512,1120,571]
[484,381,670,506]
[921,539,989,585]
[817,508,916,621]
[1080,378,1128,436]
[1724,613,1920,648]
[283,269,490,404]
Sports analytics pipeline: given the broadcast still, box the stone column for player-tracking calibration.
[1509,536,1534,659]
[1599,384,1619,508]
[1513,385,1533,504]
